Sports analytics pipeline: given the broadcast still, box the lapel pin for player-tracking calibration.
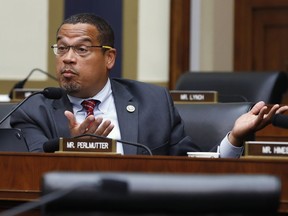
[126,105,135,113]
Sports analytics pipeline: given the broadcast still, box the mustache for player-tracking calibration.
[60,67,78,75]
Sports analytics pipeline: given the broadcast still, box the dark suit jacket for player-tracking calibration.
[10,78,201,155]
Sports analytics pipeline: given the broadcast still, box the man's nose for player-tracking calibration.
[62,48,77,63]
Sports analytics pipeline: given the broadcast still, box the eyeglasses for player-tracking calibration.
[51,44,113,56]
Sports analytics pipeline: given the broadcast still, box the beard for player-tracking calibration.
[59,78,81,95]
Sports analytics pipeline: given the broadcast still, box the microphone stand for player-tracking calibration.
[9,68,58,99]
[0,91,42,125]
[26,68,58,82]
[0,87,63,126]
[74,134,153,156]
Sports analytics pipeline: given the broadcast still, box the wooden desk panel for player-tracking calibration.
[256,124,288,141]
[0,152,288,213]
[255,104,288,142]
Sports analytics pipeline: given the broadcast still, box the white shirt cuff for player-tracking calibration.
[219,133,244,158]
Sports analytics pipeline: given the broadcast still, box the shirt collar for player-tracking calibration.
[67,79,112,113]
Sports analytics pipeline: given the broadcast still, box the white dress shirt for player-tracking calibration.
[67,79,124,154]
[219,133,244,158]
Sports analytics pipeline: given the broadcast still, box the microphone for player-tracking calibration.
[0,182,100,216]
[9,68,58,99]
[0,178,127,216]
[0,87,63,126]
[272,114,288,129]
[43,134,153,156]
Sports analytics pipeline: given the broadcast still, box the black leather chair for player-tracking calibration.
[175,102,254,152]
[0,128,28,152]
[175,71,288,103]
[40,172,281,215]
[0,102,28,152]
[0,102,17,128]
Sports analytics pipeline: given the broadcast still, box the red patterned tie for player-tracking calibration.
[81,99,99,117]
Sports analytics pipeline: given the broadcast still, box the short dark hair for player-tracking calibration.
[58,13,114,47]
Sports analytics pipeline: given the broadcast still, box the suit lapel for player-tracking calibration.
[111,80,139,155]
[52,94,72,138]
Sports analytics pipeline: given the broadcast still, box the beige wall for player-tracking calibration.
[122,0,235,88]
[0,0,48,80]
[137,0,170,83]
[191,0,234,72]
[0,0,235,95]
[0,0,63,94]
[122,0,170,86]
[122,0,138,80]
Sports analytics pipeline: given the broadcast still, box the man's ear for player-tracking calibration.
[105,49,117,70]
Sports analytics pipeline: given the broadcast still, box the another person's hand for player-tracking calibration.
[228,101,288,147]
[64,111,114,137]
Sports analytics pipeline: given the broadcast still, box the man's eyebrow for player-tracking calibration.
[56,36,94,44]
[76,38,94,43]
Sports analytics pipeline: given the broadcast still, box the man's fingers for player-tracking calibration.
[80,116,97,134]
[264,104,279,121]
[95,120,114,136]
[249,101,265,115]
[64,111,77,129]
[276,105,288,114]
[64,112,114,137]
[101,123,114,137]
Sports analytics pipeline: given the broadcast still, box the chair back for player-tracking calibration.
[0,128,29,152]
[175,102,254,152]
[0,102,17,128]
[0,102,28,152]
[176,72,288,103]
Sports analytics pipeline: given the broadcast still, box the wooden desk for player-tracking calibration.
[255,104,288,142]
[0,153,288,214]
[256,124,288,142]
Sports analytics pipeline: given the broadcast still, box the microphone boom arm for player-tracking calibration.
[74,134,153,156]
[0,92,42,125]
[26,68,57,81]
[9,68,58,99]
[0,87,63,126]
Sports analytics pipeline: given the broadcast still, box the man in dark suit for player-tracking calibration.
[10,13,288,156]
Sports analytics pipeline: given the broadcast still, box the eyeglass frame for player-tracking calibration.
[51,44,113,56]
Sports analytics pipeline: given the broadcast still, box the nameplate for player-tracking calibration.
[58,137,117,154]
[170,90,218,103]
[245,141,288,157]
[12,88,43,101]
